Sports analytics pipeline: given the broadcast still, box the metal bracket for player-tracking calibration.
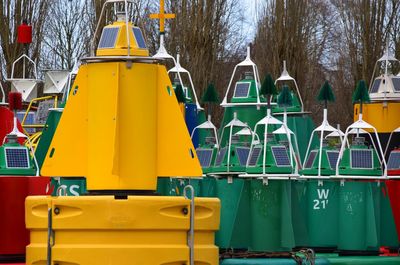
[317,180,324,187]
[183,185,195,265]
[227,176,233,184]
[262,177,268,186]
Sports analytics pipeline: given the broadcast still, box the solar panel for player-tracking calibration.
[233,82,250,98]
[271,146,291,167]
[326,151,339,169]
[304,151,317,169]
[132,27,147,49]
[236,147,250,166]
[370,79,381,93]
[5,148,30,169]
[351,149,373,169]
[214,147,227,166]
[388,151,400,169]
[98,27,119,49]
[248,147,261,166]
[392,77,400,92]
[196,149,213,168]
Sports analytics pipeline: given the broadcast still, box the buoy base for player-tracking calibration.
[26,195,220,265]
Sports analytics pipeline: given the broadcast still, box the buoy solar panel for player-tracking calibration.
[248,147,261,166]
[305,150,317,169]
[271,146,291,167]
[233,83,250,98]
[351,149,373,169]
[236,147,250,166]
[388,151,400,170]
[326,150,339,169]
[5,147,30,169]
[98,27,120,49]
[196,148,213,168]
[215,147,227,166]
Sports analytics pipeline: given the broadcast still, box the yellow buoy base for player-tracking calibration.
[26,195,220,265]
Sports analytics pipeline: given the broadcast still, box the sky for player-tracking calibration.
[242,0,261,42]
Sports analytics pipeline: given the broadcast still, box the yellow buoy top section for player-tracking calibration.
[96,21,149,57]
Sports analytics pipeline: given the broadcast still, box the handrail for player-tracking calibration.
[21,95,58,132]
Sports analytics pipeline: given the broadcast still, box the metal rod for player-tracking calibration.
[184,185,195,265]
[46,208,53,265]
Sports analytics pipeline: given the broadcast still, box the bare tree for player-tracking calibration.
[253,0,334,123]
[41,0,93,70]
[165,0,246,103]
[0,0,50,79]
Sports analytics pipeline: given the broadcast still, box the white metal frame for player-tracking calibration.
[302,108,344,179]
[334,114,387,180]
[275,61,304,112]
[239,108,299,180]
[153,35,203,111]
[7,54,41,102]
[168,54,202,110]
[190,115,219,148]
[214,112,252,173]
[221,46,263,107]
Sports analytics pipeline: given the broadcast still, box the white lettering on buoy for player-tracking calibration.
[313,189,330,210]
[69,185,80,196]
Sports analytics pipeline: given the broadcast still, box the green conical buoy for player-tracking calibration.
[317,81,335,108]
[352,80,370,114]
[201,84,220,104]
[175,84,186,103]
[277,85,293,108]
[260,74,277,110]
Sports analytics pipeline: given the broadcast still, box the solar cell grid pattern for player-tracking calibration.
[370,79,381,93]
[235,147,250,166]
[326,151,339,169]
[215,147,227,166]
[388,152,400,169]
[98,27,119,49]
[392,77,400,92]
[5,148,29,168]
[271,146,291,167]
[248,147,261,166]
[196,149,213,168]
[351,149,373,169]
[132,27,147,49]
[233,83,250,98]
[305,151,317,169]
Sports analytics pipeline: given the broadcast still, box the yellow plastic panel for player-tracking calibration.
[111,63,158,190]
[354,102,400,133]
[26,196,220,265]
[156,65,202,177]
[86,63,120,189]
[41,66,88,177]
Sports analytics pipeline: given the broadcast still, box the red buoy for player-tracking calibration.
[17,21,32,44]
